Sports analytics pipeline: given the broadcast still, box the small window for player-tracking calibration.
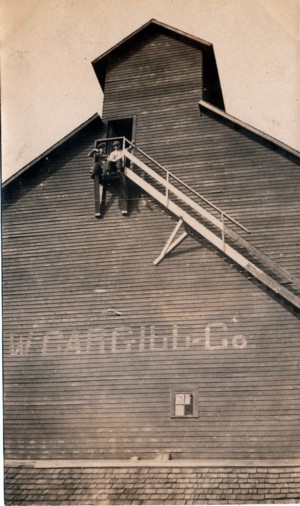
[171,388,198,418]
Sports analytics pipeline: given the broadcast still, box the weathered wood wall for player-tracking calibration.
[102,31,300,277]
[3,32,300,461]
[102,32,204,156]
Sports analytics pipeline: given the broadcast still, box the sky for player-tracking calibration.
[1,0,300,182]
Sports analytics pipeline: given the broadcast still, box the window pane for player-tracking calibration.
[175,394,185,405]
[184,404,193,416]
[185,394,193,404]
[175,404,185,416]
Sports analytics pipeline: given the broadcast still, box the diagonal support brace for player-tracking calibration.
[153,219,189,266]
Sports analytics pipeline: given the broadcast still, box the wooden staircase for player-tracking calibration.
[99,136,300,311]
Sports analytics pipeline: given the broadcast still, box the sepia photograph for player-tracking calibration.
[1,0,300,504]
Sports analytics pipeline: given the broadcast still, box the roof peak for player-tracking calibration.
[91,18,224,108]
[92,19,212,69]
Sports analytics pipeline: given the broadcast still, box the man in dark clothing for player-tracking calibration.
[88,142,107,179]
[88,142,107,218]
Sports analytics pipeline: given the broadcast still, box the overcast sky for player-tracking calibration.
[1,0,300,182]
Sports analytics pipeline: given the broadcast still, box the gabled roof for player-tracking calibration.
[2,114,102,188]
[199,100,300,160]
[92,19,225,110]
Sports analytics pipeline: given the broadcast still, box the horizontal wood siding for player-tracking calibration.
[3,33,300,461]
[103,30,300,280]
[102,31,203,156]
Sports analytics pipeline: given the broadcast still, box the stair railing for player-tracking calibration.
[123,138,250,235]
[94,136,300,308]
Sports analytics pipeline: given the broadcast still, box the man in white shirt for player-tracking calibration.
[107,140,128,215]
[107,140,124,170]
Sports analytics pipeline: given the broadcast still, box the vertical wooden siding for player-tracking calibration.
[3,34,300,461]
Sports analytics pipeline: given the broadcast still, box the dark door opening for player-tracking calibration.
[107,117,135,143]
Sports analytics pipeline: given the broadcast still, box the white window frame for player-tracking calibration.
[170,387,199,418]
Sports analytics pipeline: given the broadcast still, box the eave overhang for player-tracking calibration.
[199,100,300,161]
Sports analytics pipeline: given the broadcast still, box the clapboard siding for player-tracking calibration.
[3,134,300,460]
[102,32,203,146]
[3,30,300,461]
[102,32,300,279]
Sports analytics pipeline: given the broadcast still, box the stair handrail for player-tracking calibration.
[123,138,250,234]
[96,135,249,232]
[95,136,300,294]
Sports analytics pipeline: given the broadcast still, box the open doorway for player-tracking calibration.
[107,117,135,143]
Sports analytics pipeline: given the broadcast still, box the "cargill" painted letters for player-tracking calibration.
[9,322,248,357]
